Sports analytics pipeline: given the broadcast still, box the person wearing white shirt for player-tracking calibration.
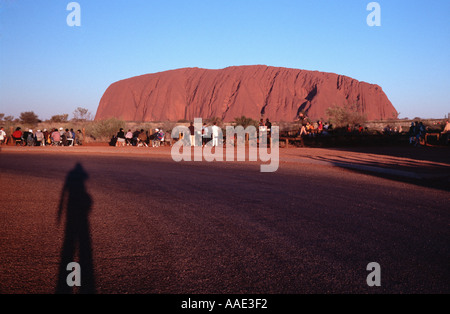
[211,122,221,147]
[0,127,6,145]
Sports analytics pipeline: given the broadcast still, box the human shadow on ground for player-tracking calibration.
[55,163,96,294]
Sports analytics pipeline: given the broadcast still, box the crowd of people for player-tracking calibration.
[406,120,450,146]
[0,127,84,146]
[110,121,235,148]
[110,128,167,147]
[109,121,230,149]
[296,113,335,137]
[407,121,427,146]
[2,119,449,148]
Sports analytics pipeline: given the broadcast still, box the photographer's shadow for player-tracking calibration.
[56,163,96,294]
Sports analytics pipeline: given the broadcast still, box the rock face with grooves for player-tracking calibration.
[95,65,397,122]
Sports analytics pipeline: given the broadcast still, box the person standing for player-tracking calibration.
[211,122,221,147]
[265,118,272,134]
[202,123,209,147]
[189,122,195,147]
[259,119,266,134]
[265,118,272,147]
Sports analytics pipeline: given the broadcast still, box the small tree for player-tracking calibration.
[233,116,259,128]
[207,116,223,127]
[86,117,126,141]
[20,111,39,125]
[326,104,367,128]
[50,114,69,123]
[0,113,4,121]
[4,115,14,122]
[73,107,92,121]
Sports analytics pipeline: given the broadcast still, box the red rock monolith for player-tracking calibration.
[95,65,397,122]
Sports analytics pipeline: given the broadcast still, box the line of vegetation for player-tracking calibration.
[1,105,447,143]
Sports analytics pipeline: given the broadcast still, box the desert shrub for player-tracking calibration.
[326,104,367,128]
[160,121,177,132]
[233,116,259,128]
[20,111,40,125]
[277,121,296,132]
[86,118,126,141]
[50,114,69,123]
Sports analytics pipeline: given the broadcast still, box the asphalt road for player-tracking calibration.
[0,150,449,294]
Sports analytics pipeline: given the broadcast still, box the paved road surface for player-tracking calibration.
[1,147,449,294]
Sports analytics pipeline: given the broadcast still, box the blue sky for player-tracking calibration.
[0,0,449,120]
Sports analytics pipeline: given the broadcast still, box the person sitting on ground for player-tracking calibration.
[35,130,44,146]
[21,129,29,146]
[306,122,313,135]
[26,129,35,146]
[76,130,84,145]
[297,114,308,137]
[125,129,133,146]
[58,128,67,146]
[51,128,62,145]
[152,129,165,147]
[408,122,416,145]
[313,121,319,134]
[116,128,126,147]
[418,122,426,144]
[65,129,74,146]
[158,129,165,145]
[132,129,141,146]
[70,129,76,144]
[137,129,148,147]
[12,127,23,145]
[109,134,117,147]
[442,121,450,145]
[317,121,323,134]
[444,121,450,133]
[43,129,50,146]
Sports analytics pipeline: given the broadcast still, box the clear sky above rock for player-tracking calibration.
[0,0,449,120]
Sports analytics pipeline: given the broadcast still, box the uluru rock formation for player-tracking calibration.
[95,65,397,122]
